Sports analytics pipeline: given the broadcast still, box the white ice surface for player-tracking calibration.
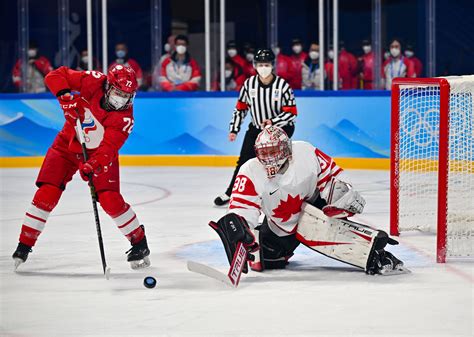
[0,167,472,337]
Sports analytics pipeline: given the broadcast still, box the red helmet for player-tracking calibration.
[105,64,138,110]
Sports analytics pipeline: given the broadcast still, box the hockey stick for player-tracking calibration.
[187,242,248,287]
[75,118,111,280]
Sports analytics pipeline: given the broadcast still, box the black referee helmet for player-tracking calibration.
[254,49,275,65]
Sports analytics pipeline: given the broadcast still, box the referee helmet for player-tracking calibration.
[254,49,275,66]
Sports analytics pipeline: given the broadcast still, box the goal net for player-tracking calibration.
[390,76,474,263]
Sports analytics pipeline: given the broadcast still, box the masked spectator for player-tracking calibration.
[226,41,247,77]
[272,45,294,84]
[288,38,307,89]
[404,44,423,77]
[76,50,101,71]
[359,39,374,89]
[12,41,53,93]
[325,46,335,89]
[302,43,325,90]
[212,58,246,91]
[159,34,201,91]
[338,41,358,89]
[109,43,144,88]
[243,43,257,77]
[383,38,416,90]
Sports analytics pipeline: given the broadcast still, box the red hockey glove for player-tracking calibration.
[58,93,85,125]
[79,154,111,181]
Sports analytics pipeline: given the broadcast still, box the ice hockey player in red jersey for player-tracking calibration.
[210,126,405,276]
[12,64,151,270]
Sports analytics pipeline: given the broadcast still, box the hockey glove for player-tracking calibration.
[79,153,111,181]
[322,178,366,218]
[58,93,85,125]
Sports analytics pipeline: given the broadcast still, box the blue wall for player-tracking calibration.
[0,91,391,158]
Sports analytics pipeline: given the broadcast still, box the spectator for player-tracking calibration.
[404,44,423,77]
[338,42,358,89]
[272,45,294,83]
[243,43,257,77]
[226,41,247,77]
[288,38,307,89]
[160,35,176,65]
[383,38,416,90]
[325,46,335,89]
[76,50,101,71]
[159,34,201,91]
[212,58,245,91]
[302,43,325,90]
[359,39,374,89]
[109,42,144,88]
[12,41,53,93]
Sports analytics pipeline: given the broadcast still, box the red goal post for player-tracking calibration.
[390,76,474,263]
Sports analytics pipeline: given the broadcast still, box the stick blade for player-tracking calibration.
[187,261,234,287]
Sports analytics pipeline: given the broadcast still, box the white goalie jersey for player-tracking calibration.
[228,141,343,237]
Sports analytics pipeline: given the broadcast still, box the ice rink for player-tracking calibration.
[0,166,472,337]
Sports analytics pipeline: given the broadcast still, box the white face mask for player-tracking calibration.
[81,56,89,64]
[292,44,302,54]
[309,51,319,60]
[256,65,272,79]
[273,47,280,56]
[328,50,334,59]
[176,45,187,55]
[164,43,171,53]
[225,69,233,78]
[404,50,414,58]
[246,53,254,62]
[28,49,37,58]
[363,45,372,54]
[108,93,129,110]
[227,49,237,58]
[390,47,401,58]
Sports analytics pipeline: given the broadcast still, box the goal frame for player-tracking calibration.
[390,77,451,263]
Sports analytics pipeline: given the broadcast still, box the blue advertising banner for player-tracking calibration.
[0,91,391,158]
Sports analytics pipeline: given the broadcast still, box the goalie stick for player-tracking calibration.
[187,242,248,287]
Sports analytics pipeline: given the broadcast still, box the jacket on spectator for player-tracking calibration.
[230,54,248,77]
[275,53,294,83]
[338,49,358,89]
[288,51,307,89]
[160,52,201,91]
[408,56,423,77]
[109,58,143,86]
[302,58,325,90]
[382,56,416,90]
[212,64,246,91]
[12,56,53,93]
[359,51,374,89]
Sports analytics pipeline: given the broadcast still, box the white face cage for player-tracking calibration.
[254,126,292,178]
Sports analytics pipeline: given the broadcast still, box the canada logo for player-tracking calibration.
[271,194,304,222]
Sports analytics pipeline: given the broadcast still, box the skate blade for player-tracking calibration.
[379,266,411,276]
[130,256,151,270]
[105,267,111,280]
[13,258,24,272]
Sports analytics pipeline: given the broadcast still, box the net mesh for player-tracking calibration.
[397,76,474,258]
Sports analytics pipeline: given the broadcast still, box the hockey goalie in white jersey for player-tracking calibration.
[210,125,406,276]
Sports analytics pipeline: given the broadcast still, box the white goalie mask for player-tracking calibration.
[254,126,292,178]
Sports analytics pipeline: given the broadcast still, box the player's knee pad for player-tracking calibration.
[33,184,63,212]
[258,219,300,269]
[97,190,128,217]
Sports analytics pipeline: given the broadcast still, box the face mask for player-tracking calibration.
[404,50,414,58]
[292,44,302,54]
[176,45,187,54]
[328,50,334,59]
[246,53,254,62]
[164,43,171,53]
[227,49,237,58]
[81,56,89,64]
[108,93,129,110]
[363,45,372,54]
[390,47,401,58]
[309,51,319,60]
[384,51,390,60]
[273,47,280,56]
[256,65,272,79]
[116,50,126,58]
[225,69,233,78]
[28,49,37,58]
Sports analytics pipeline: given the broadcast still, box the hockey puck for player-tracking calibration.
[143,276,157,289]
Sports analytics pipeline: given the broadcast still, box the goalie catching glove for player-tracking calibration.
[209,213,259,273]
[321,177,366,218]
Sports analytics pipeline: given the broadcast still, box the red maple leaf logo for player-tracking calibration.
[272,194,304,222]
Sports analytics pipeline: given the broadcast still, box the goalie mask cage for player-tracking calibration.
[390,76,474,263]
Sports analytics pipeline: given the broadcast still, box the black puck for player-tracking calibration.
[143,276,157,289]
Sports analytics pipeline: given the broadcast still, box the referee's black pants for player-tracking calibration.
[225,123,295,196]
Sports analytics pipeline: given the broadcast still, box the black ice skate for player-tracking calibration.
[367,250,409,276]
[214,193,230,206]
[126,226,150,269]
[12,242,32,271]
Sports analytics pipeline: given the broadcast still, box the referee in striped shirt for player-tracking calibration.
[214,48,297,206]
